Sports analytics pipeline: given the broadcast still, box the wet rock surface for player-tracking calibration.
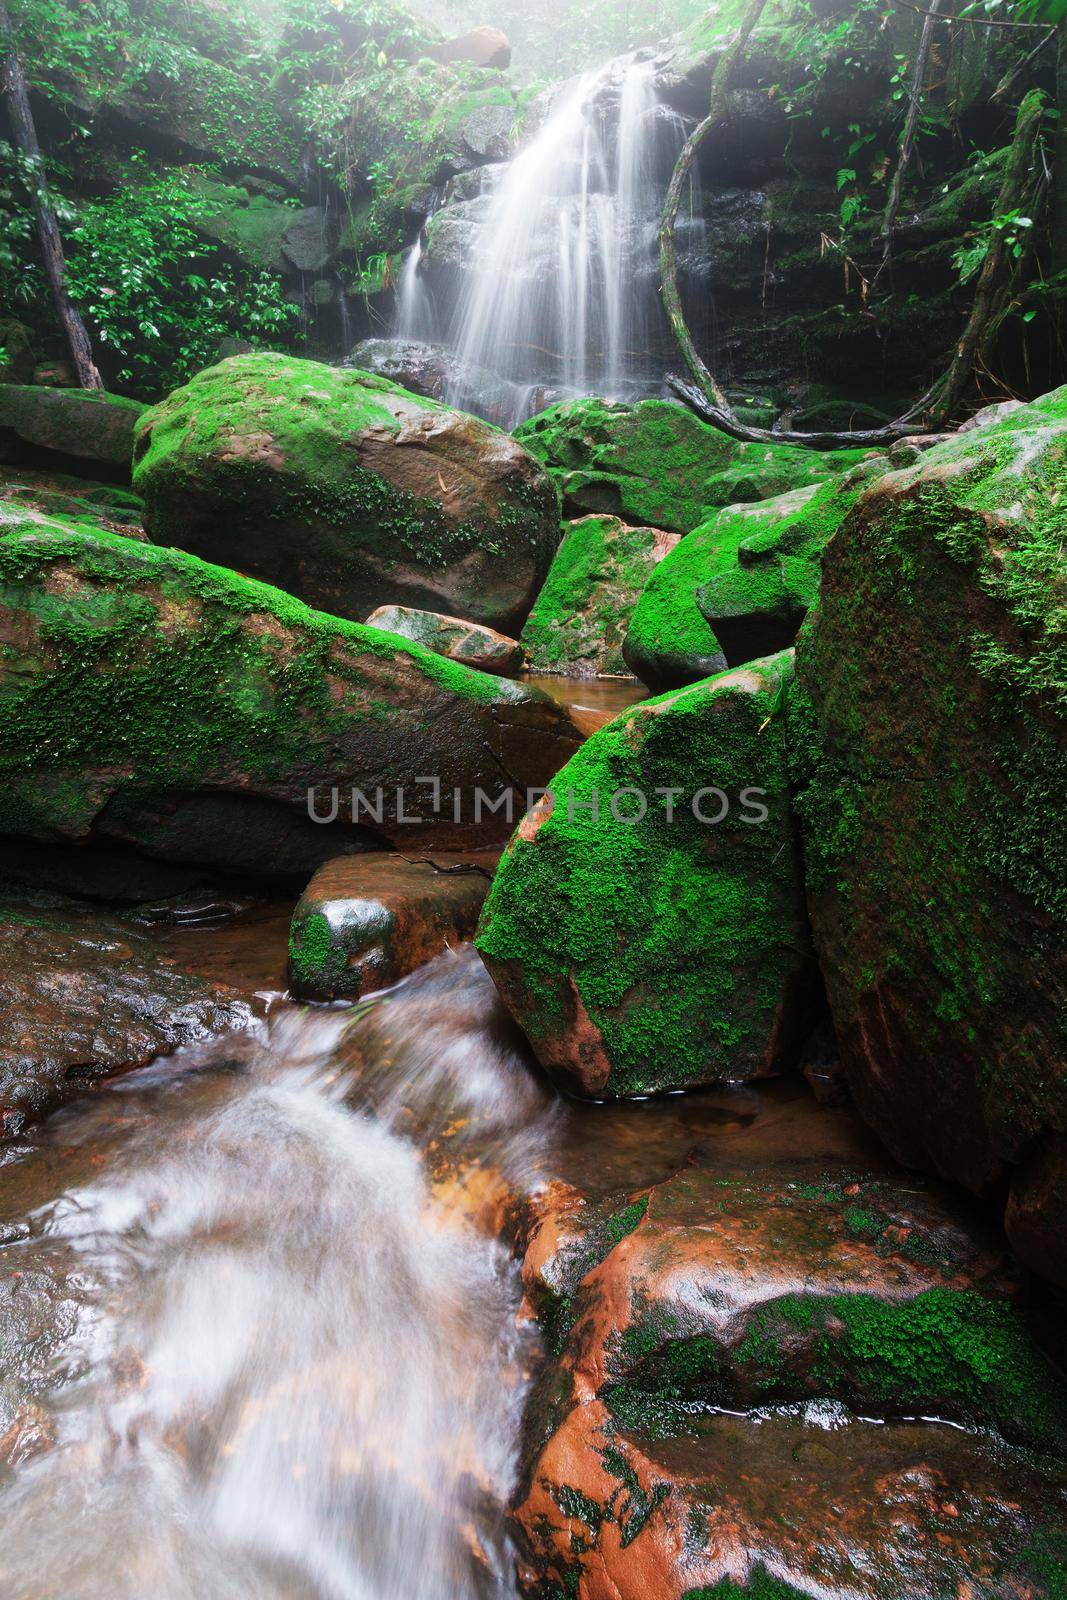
[0,894,254,1133]
[289,850,499,1000]
[517,1397,1067,1600]
[366,605,525,675]
[133,353,561,633]
[514,1076,1067,1598]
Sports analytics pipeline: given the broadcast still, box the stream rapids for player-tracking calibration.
[0,950,560,1600]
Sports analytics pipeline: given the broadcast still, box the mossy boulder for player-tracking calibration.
[0,515,583,870]
[513,397,855,535]
[0,386,146,475]
[791,386,1067,1285]
[365,604,524,674]
[521,515,679,678]
[476,651,814,1098]
[0,467,143,538]
[624,464,884,692]
[524,1160,1065,1454]
[133,354,561,633]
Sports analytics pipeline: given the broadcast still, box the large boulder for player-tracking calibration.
[522,515,678,678]
[365,605,524,675]
[132,355,561,633]
[476,651,814,1098]
[515,1107,1067,1598]
[0,386,145,475]
[0,516,584,870]
[624,464,883,692]
[791,386,1067,1284]
[427,26,511,69]
[0,894,253,1134]
[514,397,859,534]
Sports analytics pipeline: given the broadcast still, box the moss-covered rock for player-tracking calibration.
[0,467,144,538]
[624,463,885,692]
[476,651,814,1098]
[521,515,678,678]
[0,386,146,475]
[513,397,856,535]
[133,354,561,633]
[0,514,583,869]
[516,1396,1066,1600]
[791,385,1067,1285]
[365,604,524,674]
[289,849,498,1000]
[523,1159,1066,1454]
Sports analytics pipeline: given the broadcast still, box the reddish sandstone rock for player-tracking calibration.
[516,1398,1067,1600]
[365,605,525,676]
[427,26,511,69]
[289,850,499,999]
[0,895,254,1133]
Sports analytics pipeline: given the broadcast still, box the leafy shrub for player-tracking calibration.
[65,163,301,396]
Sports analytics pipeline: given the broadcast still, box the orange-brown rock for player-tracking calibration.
[427,26,511,69]
[516,1398,1067,1600]
[289,851,500,1000]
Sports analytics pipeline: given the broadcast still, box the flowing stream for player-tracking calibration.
[0,929,888,1599]
[0,952,560,1600]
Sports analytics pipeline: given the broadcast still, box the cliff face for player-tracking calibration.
[2,0,1061,417]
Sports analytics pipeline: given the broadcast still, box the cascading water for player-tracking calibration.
[389,59,690,427]
[444,61,666,422]
[396,233,437,344]
[0,950,559,1600]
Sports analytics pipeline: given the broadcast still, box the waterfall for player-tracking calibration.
[432,60,672,426]
[396,233,436,344]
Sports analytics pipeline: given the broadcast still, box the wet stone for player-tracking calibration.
[289,851,500,1000]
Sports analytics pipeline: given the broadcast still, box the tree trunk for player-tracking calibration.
[924,87,1043,427]
[0,3,102,389]
[877,0,945,279]
[658,0,768,414]
[1054,22,1067,278]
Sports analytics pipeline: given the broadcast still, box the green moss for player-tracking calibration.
[289,910,335,989]
[610,1284,1067,1455]
[476,651,809,1097]
[790,386,1067,1178]
[521,515,667,675]
[625,462,884,691]
[0,512,530,840]
[683,1572,815,1600]
[132,353,559,626]
[515,397,857,536]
